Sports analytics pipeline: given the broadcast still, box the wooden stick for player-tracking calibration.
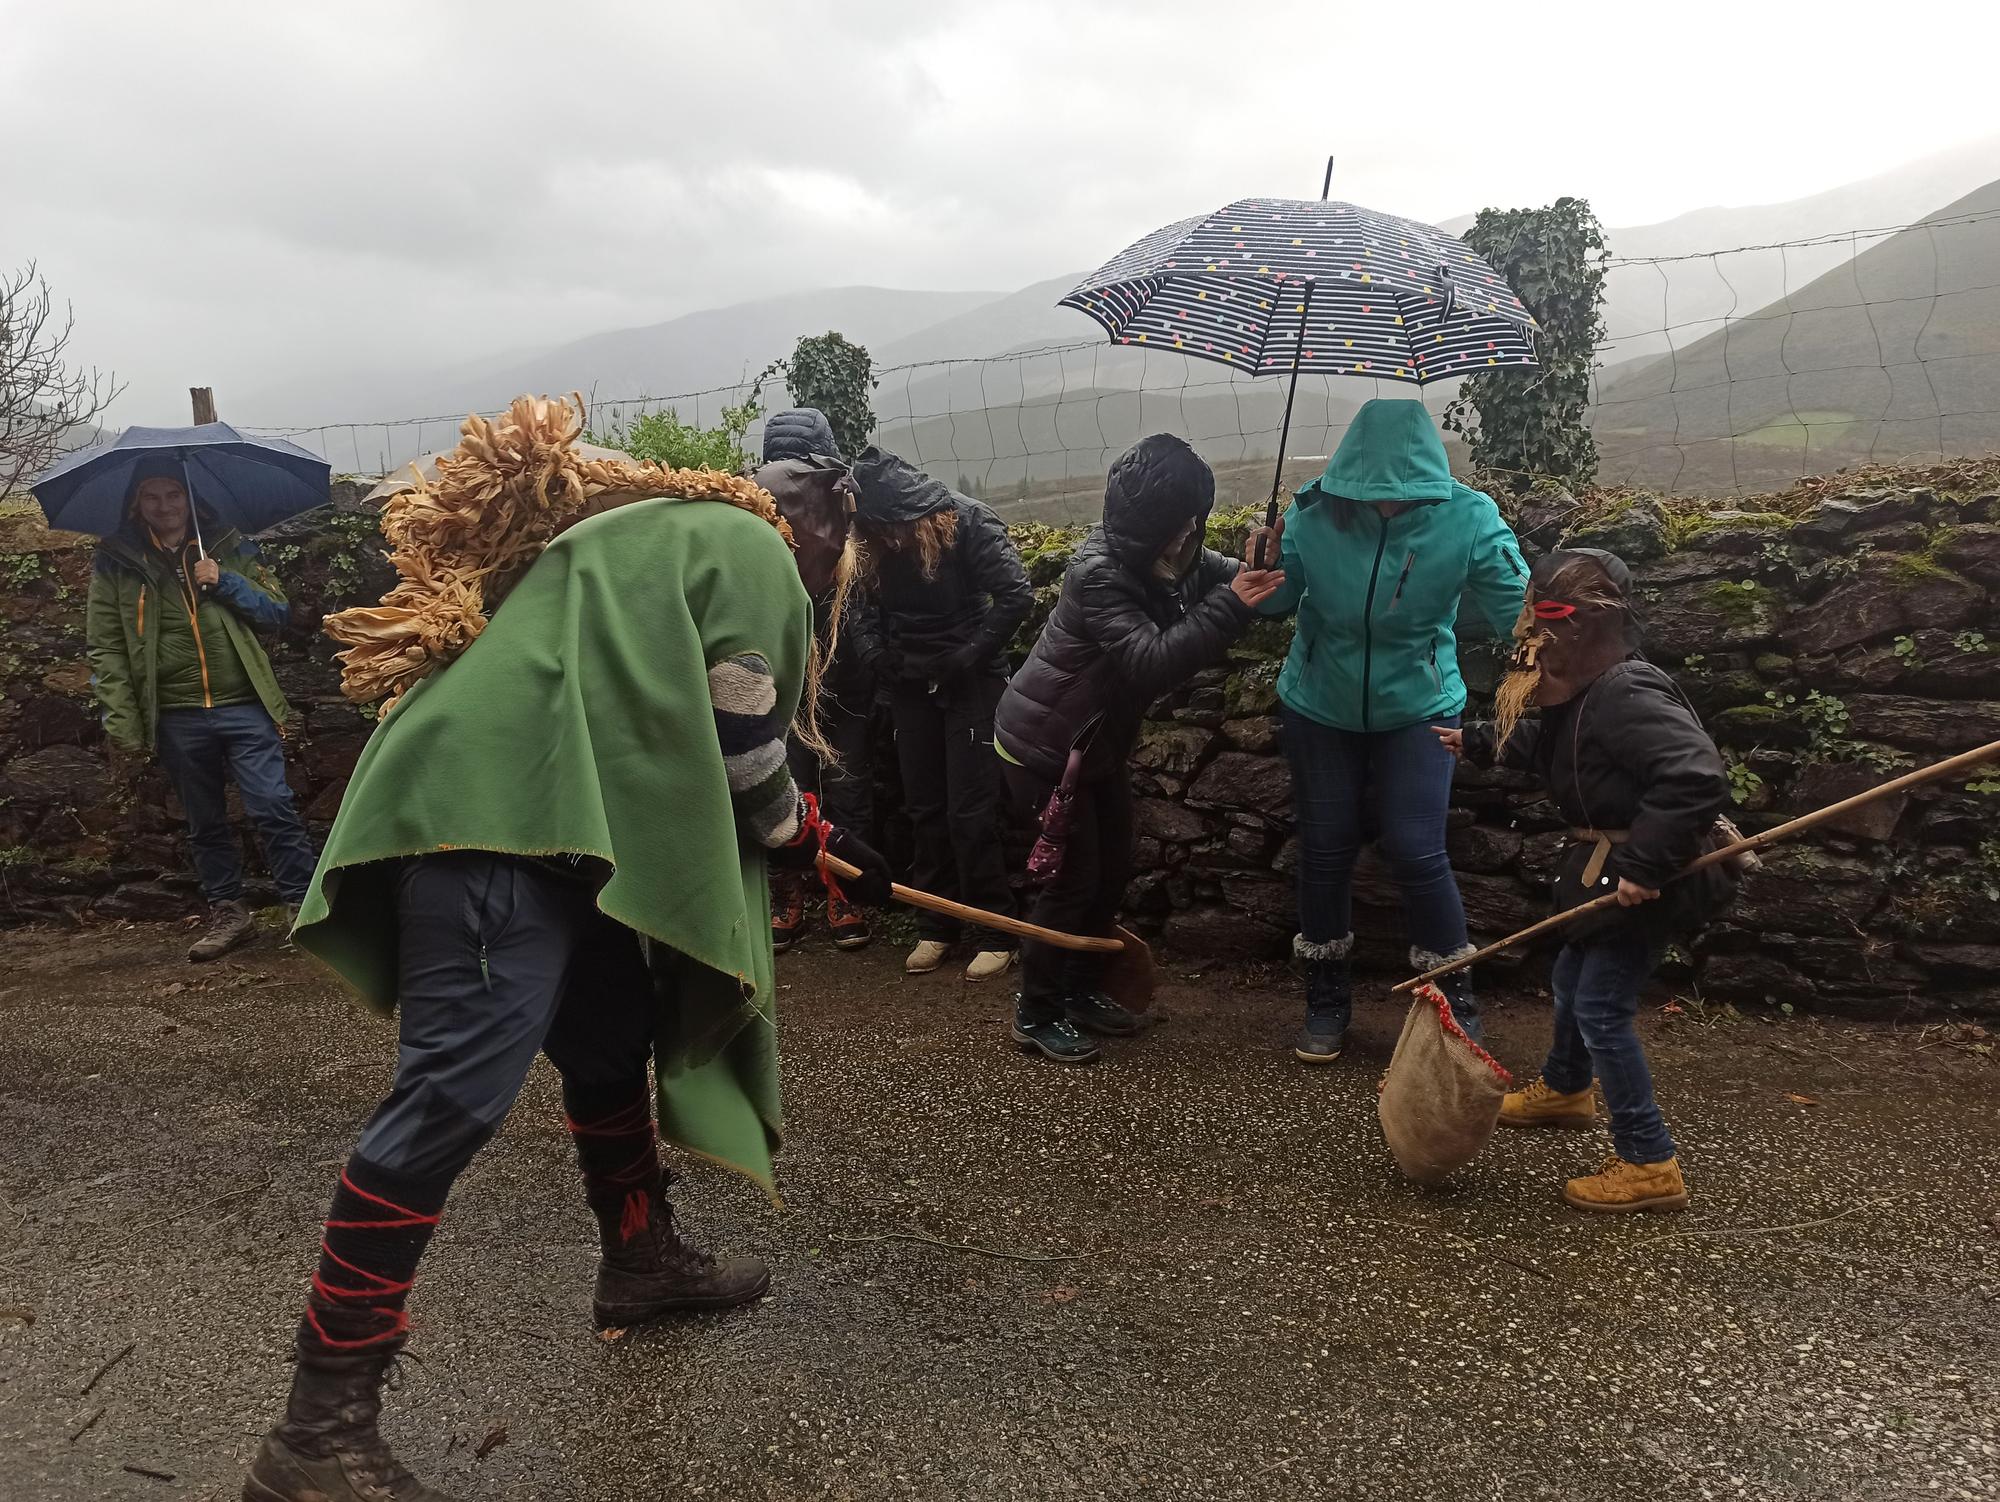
[818,854,1124,954]
[1394,737,2000,993]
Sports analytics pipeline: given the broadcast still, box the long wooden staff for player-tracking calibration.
[817,853,1124,954]
[1394,737,2000,994]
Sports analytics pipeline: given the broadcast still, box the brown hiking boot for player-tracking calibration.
[589,1182,770,1328]
[771,875,807,952]
[1500,1077,1597,1130]
[189,900,255,962]
[242,1345,459,1501]
[1564,1154,1689,1214]
[827,892,873,951]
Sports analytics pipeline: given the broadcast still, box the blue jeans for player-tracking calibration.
[1544,931,1677,1164]
[154,704,319,905]
[1281,706,1470,961]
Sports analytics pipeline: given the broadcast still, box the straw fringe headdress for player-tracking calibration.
[325,394,789,709]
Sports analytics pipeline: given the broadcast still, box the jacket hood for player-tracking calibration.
[762,408,841,464]
[852,447,956,525]
[1298,399,1453,507]
[1101,434,1215,570]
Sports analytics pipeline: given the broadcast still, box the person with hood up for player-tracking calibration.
[995,435,1286,1061]
[1257,399,1528,1062]
[1437,548,1732,1212]
[759,409,881,953]
[84,458,318,961]
[240,398,893,1502]
[850,447,1033,981]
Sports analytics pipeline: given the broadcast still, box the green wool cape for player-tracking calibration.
[294,498,813,1196]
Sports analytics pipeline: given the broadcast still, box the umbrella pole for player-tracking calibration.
[178,453,207,561]
[178,452,213,594]
[1255,277,1316,568]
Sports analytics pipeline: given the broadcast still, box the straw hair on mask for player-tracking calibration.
[324,394,829,747]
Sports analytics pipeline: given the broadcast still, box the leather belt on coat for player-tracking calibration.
[1568,826,1631,888]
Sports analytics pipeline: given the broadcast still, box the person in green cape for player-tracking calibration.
[241,398,891,1502]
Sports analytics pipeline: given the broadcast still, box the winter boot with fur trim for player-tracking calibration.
[1415,945,1483,1044]
[1292,933,1353,1063]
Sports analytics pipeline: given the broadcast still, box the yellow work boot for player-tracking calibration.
[1563,1154,1689,1214]
[1499,1077,1596,1130]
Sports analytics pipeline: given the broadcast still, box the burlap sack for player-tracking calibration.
[1377,985,1514,1184]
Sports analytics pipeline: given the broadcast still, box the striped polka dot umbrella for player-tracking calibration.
[1060,198,1539,384]
[1061,172,1541,554]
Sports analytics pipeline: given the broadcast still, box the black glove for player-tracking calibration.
[820,824,893,906]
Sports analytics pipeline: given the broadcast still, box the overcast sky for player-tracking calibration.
[5,0,1997,426]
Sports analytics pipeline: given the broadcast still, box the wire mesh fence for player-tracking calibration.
[241,205,2000,523]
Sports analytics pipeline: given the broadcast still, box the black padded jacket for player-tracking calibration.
[995,435,1250,783]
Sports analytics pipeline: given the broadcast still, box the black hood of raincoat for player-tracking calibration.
[851,447,957,526]
[1100,433,1217,572]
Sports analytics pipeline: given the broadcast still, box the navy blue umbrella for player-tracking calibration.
[31,422,332,549]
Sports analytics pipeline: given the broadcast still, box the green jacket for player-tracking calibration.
[85,528,292,752]
[1260,400,1528,733]
[295,499,814,1197]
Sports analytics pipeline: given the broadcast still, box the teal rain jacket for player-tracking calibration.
[1260,399,1528,733]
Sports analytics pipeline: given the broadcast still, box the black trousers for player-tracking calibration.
[1003,762,1133,1021]
[786,692,875,840]
[352,853,656,1180]
[891,674,1015,945]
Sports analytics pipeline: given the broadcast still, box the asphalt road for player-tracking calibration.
[1,918,1995,1501]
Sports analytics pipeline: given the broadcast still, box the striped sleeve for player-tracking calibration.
[708,652,806,848]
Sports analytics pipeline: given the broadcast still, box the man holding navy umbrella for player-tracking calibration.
[37,420,332,960]
[85,458,317,957]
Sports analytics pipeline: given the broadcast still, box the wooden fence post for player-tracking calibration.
[190,388,217,424]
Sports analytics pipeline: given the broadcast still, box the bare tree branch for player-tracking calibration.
[1,262,124,499]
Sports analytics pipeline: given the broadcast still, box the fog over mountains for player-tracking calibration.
[229,134,1999,502]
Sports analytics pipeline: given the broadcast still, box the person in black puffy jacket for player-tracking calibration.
[994,435,1286,1062]
[1439,548,1733,1214]
[850,447,1033,981]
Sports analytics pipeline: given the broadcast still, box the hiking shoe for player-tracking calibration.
[1063,988,1142,1037]
[827,894,873,951]
[1292,1017,1345,1064]
[906,939,951,974]
[242,1346,460,1501]
[772,877,807,953]
[1012,1016,1101,1064]
[1563,1154,1689,1214]
[189,900,254,962]
[1500,1077,1596,1130]
[964,949,1017,982]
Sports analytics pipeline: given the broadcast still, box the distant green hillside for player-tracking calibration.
[1591,179,2000,494]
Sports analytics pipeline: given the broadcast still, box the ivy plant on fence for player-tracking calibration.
[756,332,877,459]
[1444,197,1608,491]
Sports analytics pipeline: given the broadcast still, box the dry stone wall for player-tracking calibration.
[1,476,1996,1017]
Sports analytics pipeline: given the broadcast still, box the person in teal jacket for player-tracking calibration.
[1256,399,1528,1062]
